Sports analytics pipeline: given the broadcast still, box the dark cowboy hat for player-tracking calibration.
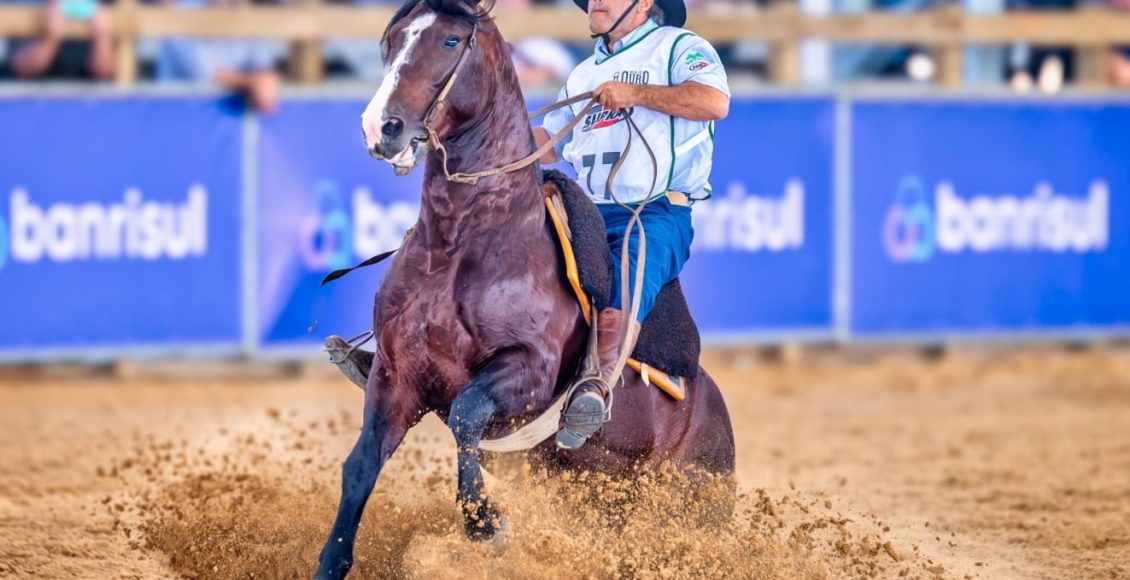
[571,0,687,29]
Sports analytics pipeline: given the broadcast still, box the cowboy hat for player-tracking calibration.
[571,0,686,29]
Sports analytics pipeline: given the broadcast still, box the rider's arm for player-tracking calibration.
[534,84,575,165]
[533,127,558,164]
[594,34,730,122]
[613,82,728,121]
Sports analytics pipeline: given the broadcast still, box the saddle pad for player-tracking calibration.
[542,169,702,394]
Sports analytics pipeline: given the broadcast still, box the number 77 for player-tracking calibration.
[582,151,622,200]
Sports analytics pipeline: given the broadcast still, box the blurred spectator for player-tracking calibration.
[4,0,115,80]
[963,0,1008,86]
[155,0,283,112]
[496,0,576,87]
[1110,0,1130,87]
[1006,0,1077,92]
[511,37,575,86]
[322,0,390,83]
[1114,47,1130,88]
[820,0,940,84]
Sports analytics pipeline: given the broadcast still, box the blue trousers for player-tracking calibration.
[598,197,694,323]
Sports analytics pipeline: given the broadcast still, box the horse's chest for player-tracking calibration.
[381,292,474,388]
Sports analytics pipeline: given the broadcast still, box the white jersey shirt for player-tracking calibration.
[541,18,730,205]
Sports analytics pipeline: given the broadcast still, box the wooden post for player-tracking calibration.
[1076,46,1112,88]
[291,40,323,84]
[290,0,323,84]
[114,0,138,85]
[1075,6,1113,88]
[935,43,962,87]
[933,5,963,88]
[767,2,801,86]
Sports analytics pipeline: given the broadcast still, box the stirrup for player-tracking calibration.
[555,374,613,450]
[325,331,374,390]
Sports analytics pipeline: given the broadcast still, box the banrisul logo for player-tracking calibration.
[298,180,418,270]
[3,186,208,268]
[884,175,1110,263]
[300,181,353,270]
[882,176,934,262]
[691,180,804,253]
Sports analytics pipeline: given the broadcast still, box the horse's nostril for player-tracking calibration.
[381,117,404,139]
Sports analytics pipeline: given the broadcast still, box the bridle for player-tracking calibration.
[420,19,480,163]
[417,18,605,186]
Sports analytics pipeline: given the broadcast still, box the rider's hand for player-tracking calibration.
[593,81,639,112]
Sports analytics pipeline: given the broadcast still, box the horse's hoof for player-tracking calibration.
[463,501,507,543]
[312,560,351,580]
[488,514,510,549]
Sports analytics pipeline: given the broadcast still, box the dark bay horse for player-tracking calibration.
[315,0,734,577]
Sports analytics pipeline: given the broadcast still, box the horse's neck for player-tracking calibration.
[418,87,544,248]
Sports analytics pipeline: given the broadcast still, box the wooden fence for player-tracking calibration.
[1,2,1128,87]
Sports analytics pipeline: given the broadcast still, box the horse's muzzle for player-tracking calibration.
[369,136,427,175]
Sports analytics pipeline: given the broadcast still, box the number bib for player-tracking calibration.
[563,26,689,205]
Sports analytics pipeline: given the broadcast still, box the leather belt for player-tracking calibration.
[665,191,689,206]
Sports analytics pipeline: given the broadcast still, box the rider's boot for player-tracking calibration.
[325,335,373,390]
[555,307,640,450]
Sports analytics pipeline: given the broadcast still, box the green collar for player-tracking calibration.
[594,19,660,65]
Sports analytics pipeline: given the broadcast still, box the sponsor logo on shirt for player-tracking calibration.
[580,103,626,132]
[612,70,650,84]
[685,51,708,71]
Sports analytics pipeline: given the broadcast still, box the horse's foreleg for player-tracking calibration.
[448,351,535,541]
[314,376,418,580]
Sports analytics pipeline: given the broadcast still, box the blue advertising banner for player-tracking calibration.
[682,96,835,338]
[257,98,421,348]
[257,96,836,347]
[850,98,1130,336]
[0,96,243,353]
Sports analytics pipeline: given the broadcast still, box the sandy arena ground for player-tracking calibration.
[1,346,1129,579]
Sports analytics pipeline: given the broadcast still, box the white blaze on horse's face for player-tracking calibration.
[361,12,437,174]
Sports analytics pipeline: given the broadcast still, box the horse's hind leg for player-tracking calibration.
[314,374,420,580]
[448,350,544,541]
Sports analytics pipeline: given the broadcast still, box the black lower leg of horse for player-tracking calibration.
[314,391,412,580]
[448,354,528,540]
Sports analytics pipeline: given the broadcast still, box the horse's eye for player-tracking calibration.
[443,36,460,49]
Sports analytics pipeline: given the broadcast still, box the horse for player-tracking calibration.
[314,0,735,577]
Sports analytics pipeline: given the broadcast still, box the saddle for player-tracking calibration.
[541,169,701,401]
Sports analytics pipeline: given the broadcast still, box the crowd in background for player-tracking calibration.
[1,0,1128,112]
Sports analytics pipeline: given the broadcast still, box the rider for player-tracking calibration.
[535,0,729,450]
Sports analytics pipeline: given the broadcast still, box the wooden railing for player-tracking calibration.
[1,2,1128,87]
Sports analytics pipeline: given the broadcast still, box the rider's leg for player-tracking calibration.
[556,197,694,450]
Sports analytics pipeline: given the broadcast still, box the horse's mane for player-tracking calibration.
[384,0,496,45]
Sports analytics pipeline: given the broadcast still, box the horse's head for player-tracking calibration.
[362,0,502,175]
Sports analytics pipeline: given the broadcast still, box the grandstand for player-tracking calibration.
[1,1,1129,87]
